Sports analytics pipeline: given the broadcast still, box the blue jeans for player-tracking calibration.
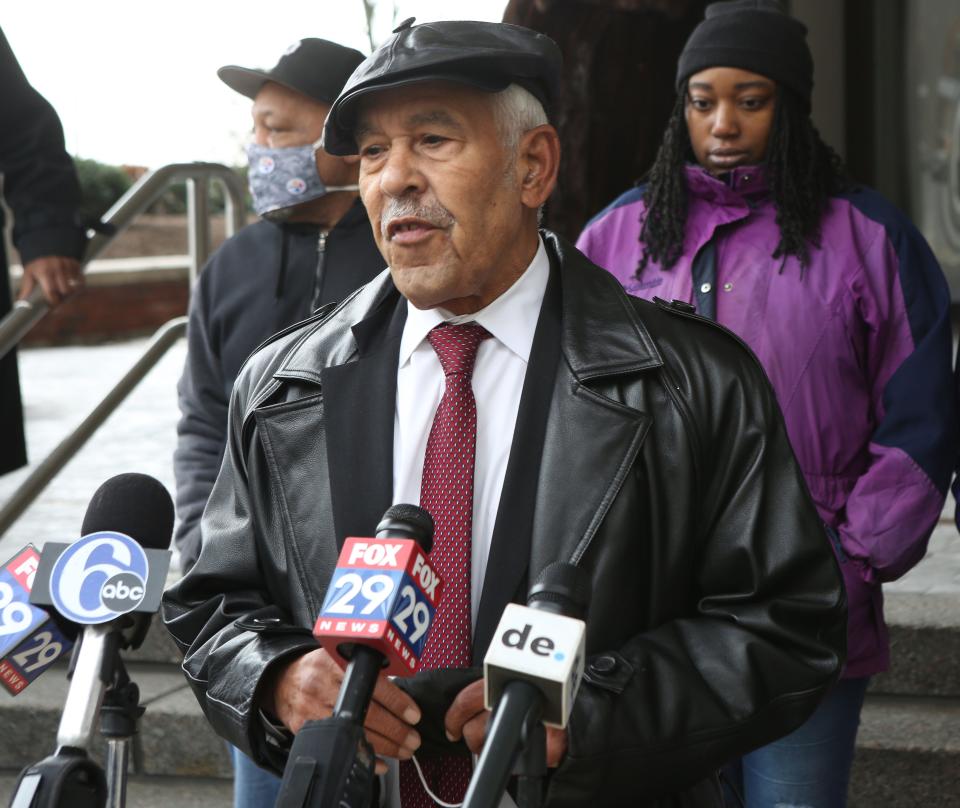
[722,677,869,808]
[231,745,282,808]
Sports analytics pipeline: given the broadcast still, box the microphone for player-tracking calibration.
[8,473,174,808]
[28,473,174,749]
[0,545,75,695]
[1,473,175,696]
[315,503,440,721]
[276,504,439,808]
[463,562,591,808]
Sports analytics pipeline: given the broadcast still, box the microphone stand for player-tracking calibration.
[99,661,145,808]
[514,711,546,808]
[274,647,380,808]
[7,620,147,808]
[462,681,546,808]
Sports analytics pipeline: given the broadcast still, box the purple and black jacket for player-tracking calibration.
[577,164,958,677]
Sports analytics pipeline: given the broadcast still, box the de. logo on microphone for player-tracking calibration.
[49,532,150,624]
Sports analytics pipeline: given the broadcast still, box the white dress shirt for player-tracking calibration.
[385,237,549,808]
[392,236,549,627]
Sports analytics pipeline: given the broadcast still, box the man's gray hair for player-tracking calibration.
[491,83,548,152]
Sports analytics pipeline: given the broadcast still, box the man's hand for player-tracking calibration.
[444,679,568,767]
[266,647,422,774]
[19,256,83,306]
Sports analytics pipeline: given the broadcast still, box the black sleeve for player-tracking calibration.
[163,364,320,771]
[173,267,228,572]
[0,27,84,263]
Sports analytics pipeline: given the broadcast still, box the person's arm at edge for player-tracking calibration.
[834,212,958,583]
[0,28,84,303]
[173,269,229,574]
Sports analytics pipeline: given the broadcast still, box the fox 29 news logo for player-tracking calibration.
[50,532,150,624]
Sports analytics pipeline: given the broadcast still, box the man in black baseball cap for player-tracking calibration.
[165,18,845,808]
[171,39,385,808]
[218,37,365,106]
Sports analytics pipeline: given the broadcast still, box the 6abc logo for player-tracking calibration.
[50,532,150,624]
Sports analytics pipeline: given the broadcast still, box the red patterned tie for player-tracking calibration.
[400,322,491,806]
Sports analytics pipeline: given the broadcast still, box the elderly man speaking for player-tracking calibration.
[163,19,845,807]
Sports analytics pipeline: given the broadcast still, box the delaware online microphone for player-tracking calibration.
[463,562,591,808]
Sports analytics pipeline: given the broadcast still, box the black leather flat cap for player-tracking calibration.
[323,19,562,155]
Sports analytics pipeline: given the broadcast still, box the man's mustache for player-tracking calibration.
[380,196,455,238]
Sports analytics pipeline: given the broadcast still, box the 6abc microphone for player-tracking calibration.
[276,503,442,808]
[8,473,174,808]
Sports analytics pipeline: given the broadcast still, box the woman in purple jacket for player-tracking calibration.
[577,1,957,806]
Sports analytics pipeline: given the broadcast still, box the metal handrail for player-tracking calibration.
[0,161,246,360]
[0,162,246,536]
[0,317,187,535]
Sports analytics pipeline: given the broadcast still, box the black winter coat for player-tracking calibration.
[173,200,384,570]
[0,27,84,474]
[163,232,845,806]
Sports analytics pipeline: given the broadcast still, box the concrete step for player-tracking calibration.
[869,593,960,697]
[121,612,183,665]
[138,588,960,690]
[0,771,231,808]
[1,656,958,805]
[2,591,958,795]
[0,661,230,779]
[850,694,960,807]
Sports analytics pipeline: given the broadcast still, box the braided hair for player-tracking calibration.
[636,83,849,275]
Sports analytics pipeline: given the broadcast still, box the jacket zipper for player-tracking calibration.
[310,229,328,312]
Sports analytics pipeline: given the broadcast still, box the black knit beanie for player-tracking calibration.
[676,0,813,106]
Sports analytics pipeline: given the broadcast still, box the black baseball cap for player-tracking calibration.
[323,18,562,156]
[218,38,366,106]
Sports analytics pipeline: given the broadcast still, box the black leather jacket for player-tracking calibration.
[162,232,845,807]
[174,203,385,572]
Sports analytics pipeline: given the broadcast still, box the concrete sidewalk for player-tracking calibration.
[0,773,231,808]
[1,337,957,588]
[0,337,185,567]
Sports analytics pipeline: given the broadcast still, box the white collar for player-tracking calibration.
[398,236,549,368]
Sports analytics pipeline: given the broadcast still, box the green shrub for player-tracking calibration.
[73,158,251,219]
[74,157,132,221]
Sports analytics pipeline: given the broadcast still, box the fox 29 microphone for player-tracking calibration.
[276,503,441,808]
[9,473,174,808]
[0,546,75,696]
[464,562,591,808]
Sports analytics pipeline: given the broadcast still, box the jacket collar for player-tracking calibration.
[674,165,767,260]
[274,230,663,386]
[273,268,398,383]
[545,231,662,378]
[684,163,770,206]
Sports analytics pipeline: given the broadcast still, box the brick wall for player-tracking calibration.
[22,278,188,346]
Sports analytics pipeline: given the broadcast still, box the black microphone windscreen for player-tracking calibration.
[527,561,591,619]
[80,473,175,550]
[375,504,434,552]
